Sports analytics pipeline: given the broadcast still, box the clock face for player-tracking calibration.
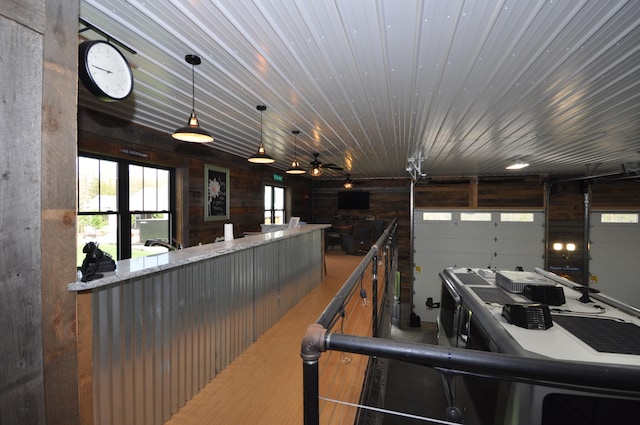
[79,40,133,101]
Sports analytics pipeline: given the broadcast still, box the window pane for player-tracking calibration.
[130,165,170,212]
[264,185,272,210]
[78,157,100,212]
[264,211,272,224]
[98,160,118,212]
[135,213,170,257]
[78,157,118,212]
[601,213,639,224]
[500,213,534,222]
[129,164,143,211]
[274,187,285,209]
[156,169,169,211]
[144,166,158,210]
[77,214,118,267]
[423,212,452,221]
[274,210,284,224]
[461,212,492,221]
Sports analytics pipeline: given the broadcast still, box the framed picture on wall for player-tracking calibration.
[204,164,229,221]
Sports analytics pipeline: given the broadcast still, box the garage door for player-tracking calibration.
[589,211,640,308]
[413,210,544,321]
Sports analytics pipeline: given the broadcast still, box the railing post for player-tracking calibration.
[301,324,327,425]
[372,252,379,337]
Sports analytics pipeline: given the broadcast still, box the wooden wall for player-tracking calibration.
[77,110,640,298]
[1,1,80,424]
[312,175,640,313]
[78,108,313,248]
[312,178,412,302]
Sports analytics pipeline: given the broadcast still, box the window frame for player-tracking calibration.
[77,154,176,261]
[264,184,286,224]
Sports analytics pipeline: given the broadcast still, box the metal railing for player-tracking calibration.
[302,218,398,425]
[301,218,640,425]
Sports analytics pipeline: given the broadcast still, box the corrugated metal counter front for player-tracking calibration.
[69,224,329,425]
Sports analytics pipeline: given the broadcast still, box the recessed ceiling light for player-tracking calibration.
[506,161,530,170]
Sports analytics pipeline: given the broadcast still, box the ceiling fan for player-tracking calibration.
[342,173,362,189]
[309,152,343,176]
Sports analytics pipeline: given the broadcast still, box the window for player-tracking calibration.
[461,212,492,221]
[264,185,285,224]
[600,213,638,224]
[500,212,534,222]
[422,212,452,221]
[77,155,174,266]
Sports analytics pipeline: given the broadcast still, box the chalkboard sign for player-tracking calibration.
[204,164,229,221]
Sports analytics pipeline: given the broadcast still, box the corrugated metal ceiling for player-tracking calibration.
[78,0,640,180]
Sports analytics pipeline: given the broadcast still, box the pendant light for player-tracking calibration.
[172,54,214,143]
[248,105,275,164]
[286,130,306,174]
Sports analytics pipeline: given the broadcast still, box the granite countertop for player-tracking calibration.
[68,224,330,292]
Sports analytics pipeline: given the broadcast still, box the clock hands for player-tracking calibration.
[91,64,113,74]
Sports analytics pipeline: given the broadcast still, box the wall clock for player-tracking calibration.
[79,40,133,102]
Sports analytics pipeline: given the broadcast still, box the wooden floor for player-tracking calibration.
[163,252,366,425]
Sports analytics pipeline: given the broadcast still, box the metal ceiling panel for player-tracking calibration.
[79,0,640,179]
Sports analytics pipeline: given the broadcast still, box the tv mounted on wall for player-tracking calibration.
[338,191,370,210]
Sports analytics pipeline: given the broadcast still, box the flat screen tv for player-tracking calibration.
[338,191,369,210]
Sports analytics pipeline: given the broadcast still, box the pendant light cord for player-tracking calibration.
[191,62,196,113]
[260,107,263,144]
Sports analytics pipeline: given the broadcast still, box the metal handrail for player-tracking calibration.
[301,217,640,425]
[315,218,398,329]
[302,219,398,425]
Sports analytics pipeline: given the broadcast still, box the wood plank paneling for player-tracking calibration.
[0,12,47,425]
[592,180,640,209]
[0,0,46,33]
[78,108,314,248]
[41,1,81,424]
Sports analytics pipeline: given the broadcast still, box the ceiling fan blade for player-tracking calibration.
[324,164,343,170]
[310,152,321,167]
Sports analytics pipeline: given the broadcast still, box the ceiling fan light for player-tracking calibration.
[173,54,214,143]
[172,112,214,143]
[343,173,354,189]
[310,166,323,177]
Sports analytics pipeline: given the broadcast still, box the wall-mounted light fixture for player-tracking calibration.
[285,130,306,174]
[248,105,275,164]
[553,242,576,260]
[172,54,214,143]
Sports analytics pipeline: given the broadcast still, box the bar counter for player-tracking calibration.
[69,224,329,291]
[70,224,329,425]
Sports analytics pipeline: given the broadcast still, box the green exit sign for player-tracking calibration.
[273,173,283,182]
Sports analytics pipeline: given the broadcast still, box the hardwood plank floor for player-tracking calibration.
[163,252,367,425]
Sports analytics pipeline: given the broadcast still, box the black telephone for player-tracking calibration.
[79,241,116,282]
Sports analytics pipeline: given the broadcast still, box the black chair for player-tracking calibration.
[342,222,374,254]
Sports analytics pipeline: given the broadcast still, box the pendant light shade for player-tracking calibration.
[172,54,214,143]
[286,130,306,174]
[248,105,275,164]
